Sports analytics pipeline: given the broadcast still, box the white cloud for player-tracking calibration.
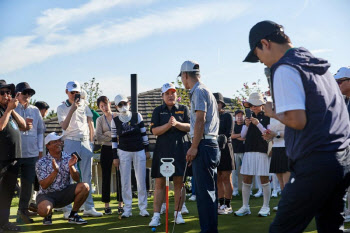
[36,0,156,34]
[310,49,334,54]
[0,1,249,75]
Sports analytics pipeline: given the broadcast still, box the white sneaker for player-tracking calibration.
[139,209,150,217]
[273,206,278,211]
[181,203,189,215]
[254,189,263,198]
[218,205,228,215]
[188,195,196,201]
[149,215,161,227]
[234,206,251,216]
[160,203,166,214]
[174,212,185,224]
[121,211,132,218]
[83,208,103,217]
[271,189,278,198]
[63,210,71,220]
[226,206,233,214]
[258,206,270,217]
[232,190,239,197]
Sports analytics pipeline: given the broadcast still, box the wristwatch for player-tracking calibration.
[276,132,281,139]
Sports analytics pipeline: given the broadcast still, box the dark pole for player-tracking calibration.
[131,74,138,113]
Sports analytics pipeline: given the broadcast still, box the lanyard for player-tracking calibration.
[104,115,111,131]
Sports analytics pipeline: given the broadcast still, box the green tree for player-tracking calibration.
[233,79,266,111]
[82,77,103,110]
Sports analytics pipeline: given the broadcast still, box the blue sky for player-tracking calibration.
[1,0,349,111]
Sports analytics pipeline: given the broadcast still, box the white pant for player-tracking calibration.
[118,149,148,213]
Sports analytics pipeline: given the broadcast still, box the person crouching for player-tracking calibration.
[36,133,89,225]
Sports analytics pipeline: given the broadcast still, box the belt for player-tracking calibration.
[203,135,217,140]
[65,136,89,142]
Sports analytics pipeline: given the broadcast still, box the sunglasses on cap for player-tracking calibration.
[117,102,128,108]
[0,90,11,96]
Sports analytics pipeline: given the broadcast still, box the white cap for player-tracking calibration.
[66,81,81,92]
[243,92,266,107]
[45,132,63,145]
[114,94,128,106]
[334,67,350,80]
[161,83,176,94]
[178,60,200,76]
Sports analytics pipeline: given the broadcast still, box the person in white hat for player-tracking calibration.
[234,92,271,217]
[35,133,89,225]
[334,66,350,223]
[111,94,150,218]
[148,83,190,227]
[56,81,102,218]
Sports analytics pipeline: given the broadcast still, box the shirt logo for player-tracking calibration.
[175,111,184,114]
[160,112,168,115]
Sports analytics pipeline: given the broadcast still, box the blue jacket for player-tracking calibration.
[270,47,350,161]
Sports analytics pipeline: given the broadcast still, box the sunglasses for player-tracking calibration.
[0,90,11,96]
[117,102,128,108]
[337,79,350,85]
[70,91,79,95]
[22,90,33,96]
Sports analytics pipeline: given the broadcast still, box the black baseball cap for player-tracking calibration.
[234,109,244,115]
[243,20,284,63]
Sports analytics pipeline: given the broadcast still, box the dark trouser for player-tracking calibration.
[270,148,350,233]
[192,139,220,233]
[18,157,38,211]
[0,160,19,226]
[100,145,122,203]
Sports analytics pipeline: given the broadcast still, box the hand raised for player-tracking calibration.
[52,159,59,172]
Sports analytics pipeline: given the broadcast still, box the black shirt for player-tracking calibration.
[245,111,270,153]
[150,103,190,158]
[232,123,245,153]
[0,106,21,161]
[218,112,233,143]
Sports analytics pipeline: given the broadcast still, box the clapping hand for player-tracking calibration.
[52,159,59,172]
[69,154,78,167]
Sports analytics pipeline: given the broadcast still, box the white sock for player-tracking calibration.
[262,182,271,207]
[154,212,160,217]
[242,182,252,208]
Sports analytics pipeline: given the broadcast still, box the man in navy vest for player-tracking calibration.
[244,20,350,233]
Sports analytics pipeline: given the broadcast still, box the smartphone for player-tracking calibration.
[245,108,252,118]
[74,93,81,102]
[71,152,82,162]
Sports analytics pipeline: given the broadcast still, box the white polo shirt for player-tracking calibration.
[57,100,93,138]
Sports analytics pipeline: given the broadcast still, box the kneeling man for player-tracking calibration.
[36,132,89,225]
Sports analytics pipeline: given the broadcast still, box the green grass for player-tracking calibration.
[9,192,346,233]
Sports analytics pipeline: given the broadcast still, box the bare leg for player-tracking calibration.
[153,178,165,213]
[217,171,225,199]
[221,171,233,199]
[72,183,90,212]
[276,173,285,190]
[37,200,53,217]
[282,172,291,188]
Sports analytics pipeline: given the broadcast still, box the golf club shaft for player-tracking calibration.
[172,161,189,233]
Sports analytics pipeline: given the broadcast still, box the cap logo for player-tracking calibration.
[72,84,77,88]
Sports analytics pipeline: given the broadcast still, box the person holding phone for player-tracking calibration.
[111,94,151,218]
[234,92,271,217]
[148,83,190,227]
[36,133,89,225]
[0,80,26,232]
[14,82,45,224]
[57,81,102,218]
[95,96,123,215]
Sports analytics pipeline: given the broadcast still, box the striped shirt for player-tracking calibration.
[111,112,149,158]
